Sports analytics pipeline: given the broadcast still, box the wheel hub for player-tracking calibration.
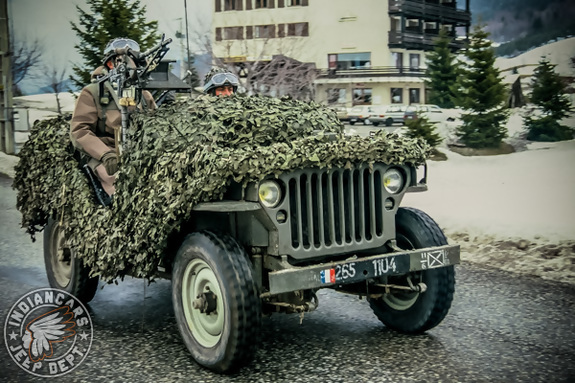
[192,289,218,315]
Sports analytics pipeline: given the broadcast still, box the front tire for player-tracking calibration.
[369,207,455,333]
[385,118,394,126]
[172,231,261,373]
[44,218,99,303]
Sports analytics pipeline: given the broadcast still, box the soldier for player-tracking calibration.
[203,67,239,97]
[70,38,156,196]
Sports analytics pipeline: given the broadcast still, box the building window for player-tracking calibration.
[391,88,403,104]
[392,52,403,70]
[255,24,275,38]
[224,0,243,11]
[409,88,420,104]
[409,54,420,70]
[255,0,268,8]
[353,88,372,105]
[327,88,346,105]
[287,22,308,36]
[223,26,244,40]
[329,52,371,70]
[287,0,302,5]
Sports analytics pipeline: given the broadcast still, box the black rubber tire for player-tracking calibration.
[385,118,394,126]
[172,231,261,373]
[369,207,455,334]
[44,217,99,303]
[349,121,355,125]
[372,122,380,127]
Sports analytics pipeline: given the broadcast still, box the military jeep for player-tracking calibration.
[14,46,458,375]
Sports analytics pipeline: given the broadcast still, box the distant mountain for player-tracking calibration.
[469,0,575,57]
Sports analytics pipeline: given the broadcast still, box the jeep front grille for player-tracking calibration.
[276,164,398,258]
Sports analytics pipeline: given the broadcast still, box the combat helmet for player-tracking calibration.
[203,67,239,95]
[102,38,141,64]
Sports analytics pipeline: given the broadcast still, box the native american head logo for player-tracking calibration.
[22,306,76,362]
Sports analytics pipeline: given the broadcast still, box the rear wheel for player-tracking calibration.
[349,121,355,125]
[369,207,455,333]
[172,231,261,373]
[44,218,99,303]
[372,122,380,127]
[385,118,394,126]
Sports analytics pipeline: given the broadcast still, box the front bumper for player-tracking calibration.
[267,244,460,295]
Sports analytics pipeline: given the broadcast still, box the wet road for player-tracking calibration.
[1,174,574,383]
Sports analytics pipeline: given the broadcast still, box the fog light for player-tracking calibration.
[385,198,395,210]
[276,210,287,223]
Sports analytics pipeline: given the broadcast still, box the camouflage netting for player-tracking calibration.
[13,95,431,282]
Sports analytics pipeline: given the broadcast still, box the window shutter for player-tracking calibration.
[288,23,295,36]
[238,26,244,39]
[302,0,308,6]
[216,27,222,41]
[278,23,285,37]
[246,25,253,39]
[303,22,309,36]
[278,0,284,7]
[269,24,276,38]
[268,0,275,8]
[246,0,252,10]
[215,0,221,12]
[237,0,243,10]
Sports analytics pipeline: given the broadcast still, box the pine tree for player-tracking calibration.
[530,57,571,120]
[70,0,160,89]
[454,25,509,149]
[404,116,442,148]
[425,28,460,108]
[524,57,573,141]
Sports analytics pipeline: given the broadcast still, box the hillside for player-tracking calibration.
[470,0,575,57]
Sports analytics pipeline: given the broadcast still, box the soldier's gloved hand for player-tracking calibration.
[100,151,118,176]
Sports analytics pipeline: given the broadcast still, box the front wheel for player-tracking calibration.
[44,218,99,303]
[172,231,261,373]
[385,118,394,126]
[369,207,455,333]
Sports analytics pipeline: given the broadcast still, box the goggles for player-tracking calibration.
[203,72,240,92]
[104,38,140,56]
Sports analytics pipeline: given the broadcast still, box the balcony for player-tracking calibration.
[389,0,471,26]
[316,66,428,79]
[388,30,466,50]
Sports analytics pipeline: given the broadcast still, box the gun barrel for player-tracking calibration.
[141,38,172,58]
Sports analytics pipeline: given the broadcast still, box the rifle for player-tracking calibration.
[96,35,172,158]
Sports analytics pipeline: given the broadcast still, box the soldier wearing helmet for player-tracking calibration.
[203,67,239,97]
[70,37,156,197]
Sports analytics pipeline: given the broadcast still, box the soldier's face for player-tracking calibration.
[215,86,234,97]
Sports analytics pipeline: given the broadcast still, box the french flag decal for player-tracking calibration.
[320,269,336,284]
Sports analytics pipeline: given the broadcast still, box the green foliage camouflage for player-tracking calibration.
[14,95,431,282]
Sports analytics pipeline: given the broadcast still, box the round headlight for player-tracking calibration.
[258,180,282,208]
[383,168,404,194]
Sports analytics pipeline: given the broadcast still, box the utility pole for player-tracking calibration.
[184,0,191,71]
[0,0,14,154]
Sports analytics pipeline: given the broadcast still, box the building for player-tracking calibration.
[212,0,471,107]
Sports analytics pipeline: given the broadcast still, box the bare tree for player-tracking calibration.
[190,16,317,100]
[11,37,43,96]
[44,63,68,115]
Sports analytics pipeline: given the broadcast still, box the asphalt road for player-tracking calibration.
[1,173,574,383]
